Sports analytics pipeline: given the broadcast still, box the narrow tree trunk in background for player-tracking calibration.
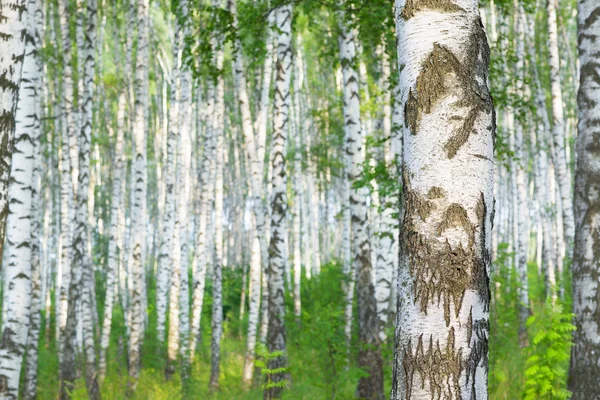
[569,1,600,396]
[0,0,27,264]
[514,6,530,347]
[210,13,226,385]
[265,4,293,399]
[190,85,212,363]
[0,0,37,393]
[158,27,181,351]
[228,0,271,382]
[165,23,182,381]
[128,0,149,387]
[337,5,383,398]
[57,0,76,372]
[177,5,193,370]
[547,0,574,251]
[391,1,495,398]
[100,92,126,382]
[23,3,43,396]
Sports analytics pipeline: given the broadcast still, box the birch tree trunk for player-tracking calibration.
[227,0,272,383]
[391,1,495,398]
[23,2,43,395]
[569,1,600,396]
[157,25,181,346]
[0,0,27,264]
[69,0,100,395]
[128,0,149,387]
[99,92,126,382]
[165,25,182,381]
[265,4,293,399]
[547,0,574,250]
[337,4,383,398]
[210,9,226,385]
[0,0,37,394]
[190,85,212,363]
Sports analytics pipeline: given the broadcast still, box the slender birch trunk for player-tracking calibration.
[227,0,272,383]
[547,0,574,251]
[165,25,182,381]
[210,7,226,385]
[391,1,495,398]
[264,4,293,399]
[99,92,126,382]
[189,85,212,363]
[128,0,149,387]
[337,4,383,398]
[0,0,27,264]
[0,0,37,394]
[569,1,600,395]
[23,4,43,395]
[56,0,76,369]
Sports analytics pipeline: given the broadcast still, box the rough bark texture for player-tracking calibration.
[128,0,149,387]
[0,0,27,267]
[569,1,600,396]
[0,0,35,395]
[337,5,384,399]
[265,4,293,399]
[391,1,495,399]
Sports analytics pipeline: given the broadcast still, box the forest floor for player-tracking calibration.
[35,254,572,399]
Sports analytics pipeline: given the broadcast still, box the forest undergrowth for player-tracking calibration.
[32,254,574,400]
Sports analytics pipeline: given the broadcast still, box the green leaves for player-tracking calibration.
[523,302,575,400]
[254,343,288,391]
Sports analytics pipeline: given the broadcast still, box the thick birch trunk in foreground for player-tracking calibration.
[547,0,574,251]
[265,4,293,399]
[0,0,36,394]
[391,1,495,398]
[569,1,600,396]
[0,0,27,265]
[337,5,383,398]
[128,0,149,387]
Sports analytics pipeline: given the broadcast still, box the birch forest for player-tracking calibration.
[0,0,598,398]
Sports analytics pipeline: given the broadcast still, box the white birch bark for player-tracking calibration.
[99,92,126,381]
[227,0,271,382]
[0,0,37,394]
[189,85,212,363]
[392,1,495,398]
[337,4,383,398]
[157,26,181,347]
[0,0,27,264]
[569,1,600,395]
[210,7,226,384]
[547,0,575,250]
[22,0,42,397]
[265,4,293,398]
[56,0,75,368]
[128,0,149,386]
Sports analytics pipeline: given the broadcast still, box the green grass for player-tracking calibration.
[35,252,573,399]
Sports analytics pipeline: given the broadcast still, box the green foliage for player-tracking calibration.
[524,302,575,400]
[254,343,288,391]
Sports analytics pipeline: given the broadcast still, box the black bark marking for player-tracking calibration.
[404,19,494,159]
[402,328,463,400]
[400,0,464,20]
